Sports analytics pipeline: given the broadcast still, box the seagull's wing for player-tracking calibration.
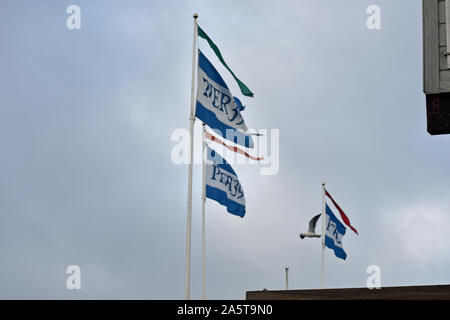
[308,214,322,233]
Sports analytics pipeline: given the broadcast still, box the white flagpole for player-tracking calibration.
[321,182,326,289]
[185,12,198,300]
[285,267,289,290]
[201,123,207,300]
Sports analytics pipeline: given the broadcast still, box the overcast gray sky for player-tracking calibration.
[1,0,450,299]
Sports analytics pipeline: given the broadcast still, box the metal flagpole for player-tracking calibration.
[185,12,198,300]
[201,123,207,300]
[285,267,289,290]
[321,182,326,289]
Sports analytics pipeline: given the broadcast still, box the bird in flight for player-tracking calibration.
[299,214,322,239]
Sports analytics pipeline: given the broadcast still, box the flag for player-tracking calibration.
[205,129,263,161]
[205,146,245,217]
[325,189,358,235]
[324,203,347,260]
[198,26,254,97]
[233,96,246,111]
[196,50,254,148]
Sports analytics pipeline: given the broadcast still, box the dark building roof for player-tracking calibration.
[246,285,450,300]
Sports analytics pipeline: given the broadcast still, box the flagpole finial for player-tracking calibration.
[193,13,198,19]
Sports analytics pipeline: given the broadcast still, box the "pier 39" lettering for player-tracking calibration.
[201,77,242,125]
[210,164,244,199]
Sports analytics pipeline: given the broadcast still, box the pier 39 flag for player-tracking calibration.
[324,203,347,260]
[205,146,245,217]
[196,50,254,148]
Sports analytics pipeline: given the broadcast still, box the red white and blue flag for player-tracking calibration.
[204,129,263,161]
[325,189,358,235]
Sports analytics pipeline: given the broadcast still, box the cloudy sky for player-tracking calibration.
[1,0,449,299]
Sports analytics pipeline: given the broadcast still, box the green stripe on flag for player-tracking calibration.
[198,26,254,98]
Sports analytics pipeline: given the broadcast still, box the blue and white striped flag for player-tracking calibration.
[205,146,245,217]
[324,203,347,260]
[196,50,253,148]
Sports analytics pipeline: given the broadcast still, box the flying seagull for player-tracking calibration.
[299,214,322,239]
